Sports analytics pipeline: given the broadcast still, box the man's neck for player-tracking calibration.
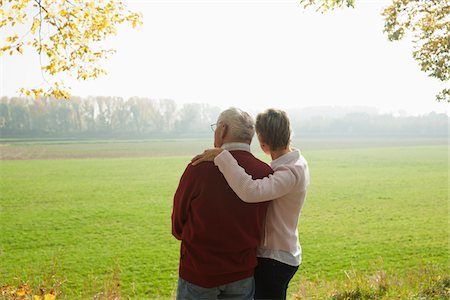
[222,142,251,152]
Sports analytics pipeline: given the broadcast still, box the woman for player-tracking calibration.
[192,108,310,299]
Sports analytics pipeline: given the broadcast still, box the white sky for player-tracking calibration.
[1,0,449,116]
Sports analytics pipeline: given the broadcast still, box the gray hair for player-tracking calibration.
[217,107,255,143]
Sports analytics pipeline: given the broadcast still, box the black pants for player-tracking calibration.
[254,257,299,300]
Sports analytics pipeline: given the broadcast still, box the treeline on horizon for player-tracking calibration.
[0,96,447,139]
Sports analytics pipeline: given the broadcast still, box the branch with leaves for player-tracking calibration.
[382,0,449,102]
[301,0,449,102]
[300,0,355,12]
[0,0,142,99]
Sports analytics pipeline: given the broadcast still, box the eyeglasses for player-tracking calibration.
[210,123,217,132]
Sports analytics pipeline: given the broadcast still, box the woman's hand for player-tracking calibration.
[191,148,224,166]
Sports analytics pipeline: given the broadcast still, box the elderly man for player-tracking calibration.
[172,107,273,299]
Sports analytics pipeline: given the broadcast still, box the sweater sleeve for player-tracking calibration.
[214,150,297,203]
[171,164,196,240]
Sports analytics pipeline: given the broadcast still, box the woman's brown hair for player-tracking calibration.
[255,108,291,151]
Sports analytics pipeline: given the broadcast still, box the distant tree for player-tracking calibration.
[0,97,12,131]
[0,0,142,99]
[8,97,30,132]
[159,99,177,133]
[128,97,162,134]
[174,103,218,135]
[110,97,132,133]
[95,96,116,132]
[80,97,96,132]
[300,0,449,102]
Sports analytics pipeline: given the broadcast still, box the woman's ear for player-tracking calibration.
[260,143,271,154]
[257,134,265,146]
[258,135,271,154]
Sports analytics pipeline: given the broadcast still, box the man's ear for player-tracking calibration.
[221,124,228,140]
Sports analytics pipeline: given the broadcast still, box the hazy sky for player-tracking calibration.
[1,0,448,115]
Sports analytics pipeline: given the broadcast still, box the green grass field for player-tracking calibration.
[0,139,448,299]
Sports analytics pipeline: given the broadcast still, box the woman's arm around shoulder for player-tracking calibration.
[215,150,298,203]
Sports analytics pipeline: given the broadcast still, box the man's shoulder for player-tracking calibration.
[230,150,272,174]
[185,161,216,174]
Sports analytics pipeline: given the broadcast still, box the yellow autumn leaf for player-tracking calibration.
[44,293,56,300]
[31,18,40,34]
[6,34,18,43]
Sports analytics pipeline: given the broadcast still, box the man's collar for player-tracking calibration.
[222,142,251,152]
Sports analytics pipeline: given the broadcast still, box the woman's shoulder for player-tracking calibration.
[273,162,305,178]
[272,154,309,186]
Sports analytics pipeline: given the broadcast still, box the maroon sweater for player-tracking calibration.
[172,150,273,288]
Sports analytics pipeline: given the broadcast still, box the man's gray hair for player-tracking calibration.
[218,107,255,143]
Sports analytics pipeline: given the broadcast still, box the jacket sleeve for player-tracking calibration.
[214,150,297,203]
[171,164,196,240]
